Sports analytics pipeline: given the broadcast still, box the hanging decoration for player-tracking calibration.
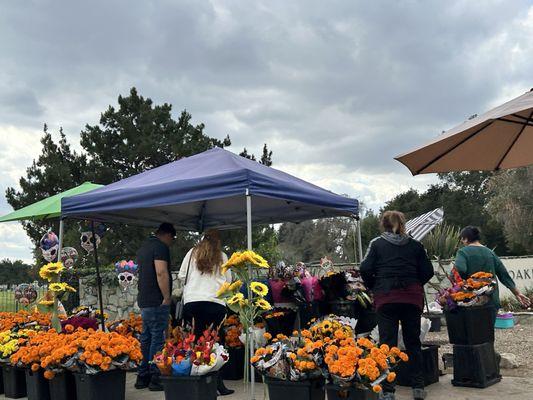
[60,247,79,269]
[14,284,38,306]
[115,260,138,291]
[40,232,59,262]
[80,232,100,253]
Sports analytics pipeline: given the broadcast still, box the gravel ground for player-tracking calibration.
[425,313,533,377]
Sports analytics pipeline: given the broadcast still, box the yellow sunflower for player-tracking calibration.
[64,284,76,293]
[250,282,268,297]
[229,280,243,292]
[255,298,272,310]
[49,283,65,292]
[38,300,54,306]
[227,293,244,305]
[242,251,269,268]
[216,282,231,297]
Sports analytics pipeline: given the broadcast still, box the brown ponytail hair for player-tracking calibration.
[193,229,223,274]
[380,211,406,235]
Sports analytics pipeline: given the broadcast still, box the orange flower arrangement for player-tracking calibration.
[0,311,51,331]
[223,315,243,348]
[107,313,143,338]
[10,328,142,378]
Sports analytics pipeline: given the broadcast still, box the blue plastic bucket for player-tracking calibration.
[495,313,514,329]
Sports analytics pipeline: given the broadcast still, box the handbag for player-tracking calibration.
[175,251,192,321]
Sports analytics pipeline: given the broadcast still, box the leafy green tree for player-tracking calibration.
[0,259,37,285]
[383,171,509,254]
[6,88,277,267]
[487,167,533,253]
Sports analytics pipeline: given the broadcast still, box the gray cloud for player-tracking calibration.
[1,0,533,261]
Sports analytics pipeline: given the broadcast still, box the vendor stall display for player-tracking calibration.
[251,315,408,400]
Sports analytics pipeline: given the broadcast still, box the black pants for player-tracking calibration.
[183,301,227,338]
[377,303,424,392]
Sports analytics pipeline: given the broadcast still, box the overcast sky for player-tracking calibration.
[1,0,533,263]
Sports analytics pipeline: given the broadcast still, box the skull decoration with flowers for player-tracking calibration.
[60,247,79,269]
[14,283,38,306]
[80,232,101,253]
[40,232,59,262]
[115,260,138,291]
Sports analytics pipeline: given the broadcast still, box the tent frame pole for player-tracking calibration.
[91,221,106,330]
[356,217,363,263]
[246,191,255,400]
[57,218,64,262]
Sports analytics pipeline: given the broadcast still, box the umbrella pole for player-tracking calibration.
[57,218,64,262]
[246,192,255,400]
[91,221,106,330]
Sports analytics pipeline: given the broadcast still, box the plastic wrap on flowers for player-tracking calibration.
[172,358,192,376]
[301,276,324,302]
[437,270,497,310]
[191,343,228,375]
[252,341,290,380]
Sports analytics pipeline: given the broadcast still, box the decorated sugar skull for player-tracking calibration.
[115,260,138,291]
[14,284,38,306]
[60,247,79,269]
[80,232,101,253]
[40,232,59,262]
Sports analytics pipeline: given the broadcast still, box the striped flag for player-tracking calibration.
[405,207,444,241]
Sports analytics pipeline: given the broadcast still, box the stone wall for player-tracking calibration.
[79,272,181,321]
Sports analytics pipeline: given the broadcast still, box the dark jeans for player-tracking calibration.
[138,305,170,379]
[183,301,226,338]
[377,303,424,393]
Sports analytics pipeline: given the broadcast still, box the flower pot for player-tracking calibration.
[49,371,76,400]
[220,347,245,380]
[328,300,357,319]
[395,345,440,387]
[445,305,494,345]
[74,370,126,400]
[265,377,325,400]
[0,366,4,395]
[265,309,297,337]
[297,301,324,328]
[355,308,377,335]
[25,369,51,400]
[2,365,27,399]
[426,314,442,332]
[160,372,218,400]
[326,385,379,400]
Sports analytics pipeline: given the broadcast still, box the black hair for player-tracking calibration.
[156,222,176,238]
[460,226,481,243]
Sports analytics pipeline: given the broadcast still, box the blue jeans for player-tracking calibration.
[138,305,170,378]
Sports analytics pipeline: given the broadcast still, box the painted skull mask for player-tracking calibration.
[115,260,138,291]
[40,232,59,262]
[60,247,79,269]
[80,232,101,253]
[14,284,37,305]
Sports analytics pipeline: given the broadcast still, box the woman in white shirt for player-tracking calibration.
[179,229,234,395]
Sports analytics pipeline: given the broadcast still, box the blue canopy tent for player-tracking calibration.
[62,147,359,396]
[62,147,358,228]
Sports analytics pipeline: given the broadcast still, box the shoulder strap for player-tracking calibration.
[183,249,193,285]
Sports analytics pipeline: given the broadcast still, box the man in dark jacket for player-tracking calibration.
[360,211,434,400]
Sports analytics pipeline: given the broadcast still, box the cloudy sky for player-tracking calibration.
[1,0,533,262]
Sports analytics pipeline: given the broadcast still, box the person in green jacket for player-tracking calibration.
[454,226,531,318]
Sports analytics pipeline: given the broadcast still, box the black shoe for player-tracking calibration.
[134,375,150,390]
[148,376,164,392]
[217,377,235,396]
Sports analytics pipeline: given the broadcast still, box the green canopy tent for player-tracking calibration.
[0,181,104,325]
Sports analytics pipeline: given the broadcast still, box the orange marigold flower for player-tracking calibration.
[372,385,382,393]
[43,370,55,380]
[387,372,396,383]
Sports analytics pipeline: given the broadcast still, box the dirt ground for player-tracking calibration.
[425,313,533,377]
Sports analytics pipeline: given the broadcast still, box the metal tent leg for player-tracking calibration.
[91,221,106,330]
[246,193,255,400]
